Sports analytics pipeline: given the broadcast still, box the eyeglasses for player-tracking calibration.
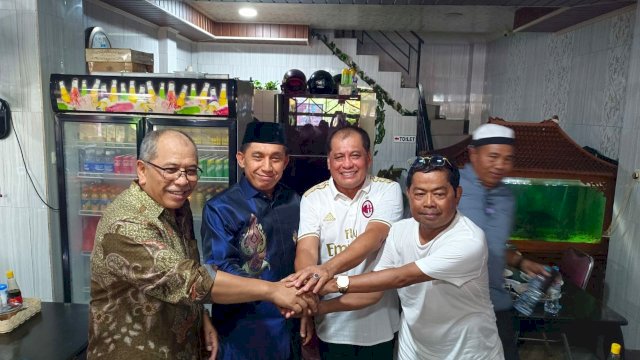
[409,155,454,171]
[143,160,202,181]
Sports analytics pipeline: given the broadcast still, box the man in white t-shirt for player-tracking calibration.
[314,154,504,360]
[289,126,403,359]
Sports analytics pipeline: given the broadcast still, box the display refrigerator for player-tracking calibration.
[50,74,253,303]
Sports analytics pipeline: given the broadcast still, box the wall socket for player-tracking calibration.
[633,170,640,181]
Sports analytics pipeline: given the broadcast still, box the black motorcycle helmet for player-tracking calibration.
[307,70,335,95]
[281,69,307,95]
[332,74,342,94]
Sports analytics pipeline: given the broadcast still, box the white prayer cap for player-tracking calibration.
[471,124,515,147]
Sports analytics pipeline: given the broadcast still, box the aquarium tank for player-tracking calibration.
[504,177,606,244]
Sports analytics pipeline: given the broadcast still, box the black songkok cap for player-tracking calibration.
[242,121,286,146]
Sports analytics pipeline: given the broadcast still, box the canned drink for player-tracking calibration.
[223,157,229,178]
[207,156,217,178]
[215,157,223,178]
[199,156,209,177]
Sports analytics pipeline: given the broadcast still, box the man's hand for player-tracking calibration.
[270,282,319,318]
[285,264,333,295]
[202,311,218,360]
[520,258,550,277]
[300,316,315,346]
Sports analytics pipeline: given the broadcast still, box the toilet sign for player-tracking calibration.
[393,135,416,143]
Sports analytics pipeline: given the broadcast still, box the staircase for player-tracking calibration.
[324,33,469,175]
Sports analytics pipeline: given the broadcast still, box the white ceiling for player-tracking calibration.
[187,2,517,33]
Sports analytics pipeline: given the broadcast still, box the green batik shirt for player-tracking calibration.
[88,182,217,359]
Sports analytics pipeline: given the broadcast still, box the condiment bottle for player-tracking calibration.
[6,270,23,306]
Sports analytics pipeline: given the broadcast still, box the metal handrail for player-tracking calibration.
[416,83,433,153]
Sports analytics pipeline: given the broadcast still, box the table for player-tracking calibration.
[0,302,88,360]
[511,272,628,358]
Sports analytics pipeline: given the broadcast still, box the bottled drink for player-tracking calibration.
[109,80,118,103]
[128,80,137,103]
[147,81,157,103]
[219,83,228,107]
[6,270,23,306]
[544,267,562,315]
[167,81,176,107]
[199,82,210,107]
[189,83,197,98]
[607,343,622,360]
[514,266,558,316]
[177,84,188,108]
[81,79,88,96]
[70,78,80,105]
[0,283,7,306]
[158,82,166,100]
[59,81,71,104]
[119,82,128,102]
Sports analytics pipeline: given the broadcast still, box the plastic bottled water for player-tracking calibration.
[514,275,545,316]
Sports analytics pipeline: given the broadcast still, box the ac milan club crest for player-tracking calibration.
[361,200,374,218]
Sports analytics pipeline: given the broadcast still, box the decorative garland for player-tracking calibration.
[312,31,418,146]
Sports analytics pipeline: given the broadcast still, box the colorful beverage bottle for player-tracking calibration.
[207,87,219,113]
[128,80,137,103]
[176,84,188,108]
[6,270,22,306]
[189,83,197,98]
[70,78,80,105]
[119,83,128,102]
[167,81,176,107]
[219,83,228,107]
[109,80,118,103]
[199,82,210,107]
[158,82,166,100]
[146,81,157,102]
[98,84,109,111]
[81,79,88,96]
[90,79,101,107]
[59,80,71,103]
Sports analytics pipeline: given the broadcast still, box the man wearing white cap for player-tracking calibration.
[458,123,547,359]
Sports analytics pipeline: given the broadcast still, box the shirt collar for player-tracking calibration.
[329,175,372,200]
[239,175,284,202]
[129,180,186,220]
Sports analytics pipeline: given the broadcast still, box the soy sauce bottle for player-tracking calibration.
[6,270,23,306]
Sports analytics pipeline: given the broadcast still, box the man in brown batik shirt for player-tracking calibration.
[89,129,316,359]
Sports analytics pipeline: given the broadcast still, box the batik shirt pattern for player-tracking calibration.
[88,182,216,359]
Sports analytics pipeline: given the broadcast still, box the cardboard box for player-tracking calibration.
[85,48,154,73]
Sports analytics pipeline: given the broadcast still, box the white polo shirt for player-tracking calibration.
[298,175,403,346]
[375,214,504,360]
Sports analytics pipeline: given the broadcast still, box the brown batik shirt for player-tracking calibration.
[88,182,216,359]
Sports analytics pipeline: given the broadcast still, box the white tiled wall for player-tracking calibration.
[606,4,640,351]
[484,9,635,160]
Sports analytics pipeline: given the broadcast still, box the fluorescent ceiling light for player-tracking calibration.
[239,8,257,18]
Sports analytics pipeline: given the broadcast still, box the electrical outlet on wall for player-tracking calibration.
[633,170,640,182]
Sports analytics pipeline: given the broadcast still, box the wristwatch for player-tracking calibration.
[336,275,349,294]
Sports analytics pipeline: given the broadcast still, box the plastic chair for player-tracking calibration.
[560,248,594,290]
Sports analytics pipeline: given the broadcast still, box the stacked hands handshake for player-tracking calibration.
[272,265,335,344]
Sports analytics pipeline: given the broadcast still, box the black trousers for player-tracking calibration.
[495,309,521,360]
[318,336,396,360]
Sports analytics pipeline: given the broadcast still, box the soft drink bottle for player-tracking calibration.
[176,84,188,108]
[119,83,128,102]
[190,83,197,98]
[59,81,71,103]
[81,79,88,96]
[128,81,137,103]
[146,81,157,103]
[167,81,176,107]
[199,82,210,107]
[6,270,23,306]
[219,83,228,107]
[109,80,118,103]
[70,78,80,105]
[158,82,166,100]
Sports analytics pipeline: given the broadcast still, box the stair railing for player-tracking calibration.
[416,83,434,154]
[350,30,423,88]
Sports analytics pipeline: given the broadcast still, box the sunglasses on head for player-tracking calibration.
[409,155,454,171]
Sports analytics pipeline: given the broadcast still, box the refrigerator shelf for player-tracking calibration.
[77,172,136,180]
[75,141,137,150]
[199,177,229,183]
[79,210,104,217]
[198,145,228,152]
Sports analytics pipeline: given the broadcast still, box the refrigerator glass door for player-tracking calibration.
[62,120,138,303]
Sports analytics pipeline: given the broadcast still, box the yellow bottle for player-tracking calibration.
[59,81,71,103]
[219,83,228,107]
[199,82,210,107]
[128,80,137,103]
[109,80,118,103]
[90,79,100,107]
[176,84,188,108]
[146,81,156,103]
